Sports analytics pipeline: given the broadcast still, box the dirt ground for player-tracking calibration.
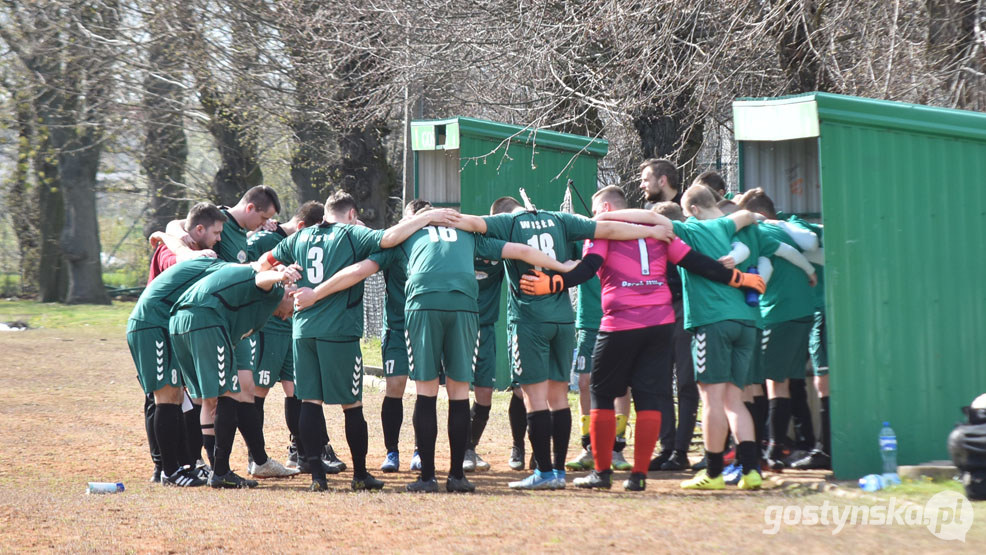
[1,324,983,553]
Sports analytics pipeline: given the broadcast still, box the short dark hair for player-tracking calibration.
[639,158,679,192]
[405,199,432,216]
[591,185,627,209]
[652,201,685,222]
[186,202,227,230]
[242,185,281,214]
[490,196,522,215]
[693,170,727,198]
[295,201,324,227]
[325,191,358,215]
[736,187,777,219]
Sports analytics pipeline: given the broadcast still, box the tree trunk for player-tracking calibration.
[632,90,704,190]
[290,117,335,204]
[331,125,396,229]
[142,16,189,236]
[33,125,67,302]
[199,87,263,206]
[5,97,40,296]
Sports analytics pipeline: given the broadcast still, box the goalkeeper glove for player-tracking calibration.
[728,269,766,294]
[520,270,565,296]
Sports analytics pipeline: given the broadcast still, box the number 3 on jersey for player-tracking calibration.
[526,233,556,260]
[425,226,457,242]
[307,246,324,283]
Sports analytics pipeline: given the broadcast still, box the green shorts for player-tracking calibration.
[690,320,756,387]
[381,328,410,377]
[508,321,574,385]
[405,309,479,383]
[235,334,258,371]
[572,328,598,375]
[746,327,766,386]
[254,331,293,388]
[474,325,496,388]
[127,324,180,394]
[809,311,828,376]
[171,325,240,399]
[293,337,363,404]
[762,317,812,382]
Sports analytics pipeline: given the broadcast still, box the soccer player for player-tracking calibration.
[737,189,820,470]
[129,255,226,487]
[466,251,504,472]
[170,261,302,488]
[564,272,601,471]
[259,191,460,492]
[471,197,674,490]
[166,186,286,476]
[525,186,764,491]
[245,201,327,476]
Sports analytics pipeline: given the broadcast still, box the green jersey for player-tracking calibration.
[573,241,602,330]
[788,216,825,310]
[397,225,505,312]
[672,218,758,329]
[215,207,250,263]
[169,264,284,340]
[758,222,816,325]
[369,247,408,331]
[483,210,596,324]
[475,257,505,326]
[128,258,226,328]
[246,227,292,334]
[270,222,383,339]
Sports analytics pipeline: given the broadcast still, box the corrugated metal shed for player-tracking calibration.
[411,116,608,386]
[733,92,986,479]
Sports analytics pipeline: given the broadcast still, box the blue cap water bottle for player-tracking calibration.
[745,267,760,307]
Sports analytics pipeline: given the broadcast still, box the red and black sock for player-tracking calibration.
[381,396,403,453]
[344,406,369,479]
[527,410,553,473]
[633,410,662,474]
[508,394,527,449]
[550,408,572,471]
[469,402,491,450]
[413,395,438,481]
[448,399,470,479]
[590,409,616,472]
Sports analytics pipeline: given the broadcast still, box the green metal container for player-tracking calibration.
[411,117,608,388]
[733,92,986,479]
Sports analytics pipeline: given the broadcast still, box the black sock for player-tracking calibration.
[213,397,239,476]
[469,402,491,450]
[508,394,527,449]
[144,394,161,470]
[820,396,831,454]
[344,406,369,479]
[236,400,268,466]
[202,426,216,467]
[737,441,758,475]
[752,395,768,454]
[284,396,301,445]
[768,397,792,457]
[789,379,815,450]
[299,402,326,482]
[527,410,553,473]
[181,403,203,467]
[255,396,266,431]
[381,396,403,453]
[154,403,183,476]
[413,395,438,481]
[550,408,571,472]
[449,399,470,479]
[706,450,724,478]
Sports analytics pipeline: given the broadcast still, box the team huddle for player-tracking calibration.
[127,157,830,493]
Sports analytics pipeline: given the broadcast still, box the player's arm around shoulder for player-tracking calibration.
[291,259,382,311]
[380,208,460,248]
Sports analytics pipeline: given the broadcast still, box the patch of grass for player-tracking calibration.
[361,337,382,367]
[875,478,966,500]
[0,299,134,332]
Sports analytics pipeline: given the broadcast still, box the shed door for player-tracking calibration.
[416,150,461,207]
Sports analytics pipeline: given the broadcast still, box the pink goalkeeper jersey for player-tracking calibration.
[584,236,691,332]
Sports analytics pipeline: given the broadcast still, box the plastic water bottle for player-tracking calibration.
[859,474,885,492]
[744,267,760,307]
[86,482,124,494]
[879,422,898,474]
